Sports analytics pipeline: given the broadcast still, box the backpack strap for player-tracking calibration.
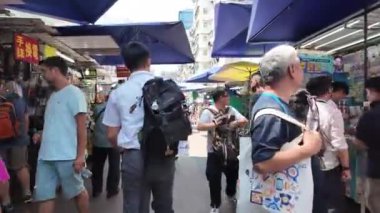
[205,107,219,116]
[254,108,306,130]
[94,107,106,123]
[205,106,231,116]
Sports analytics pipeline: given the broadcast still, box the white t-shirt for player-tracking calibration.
[199,105,245,153]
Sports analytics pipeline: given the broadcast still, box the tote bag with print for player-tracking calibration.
[237,108,314,213]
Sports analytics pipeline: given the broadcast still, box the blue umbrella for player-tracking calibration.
[56,22,194,65]
[212,3,279,58]
[186,67,221,83]
[247,0,380,43]
[7,0,117,24]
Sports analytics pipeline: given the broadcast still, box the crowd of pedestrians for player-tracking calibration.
[0,42,379,213]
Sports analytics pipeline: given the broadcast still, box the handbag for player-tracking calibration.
[237,108,314,213]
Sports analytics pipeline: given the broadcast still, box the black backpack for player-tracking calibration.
[206,107,240,162]
[140,78,192,159]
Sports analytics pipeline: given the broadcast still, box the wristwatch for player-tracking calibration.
[342,166,350,171]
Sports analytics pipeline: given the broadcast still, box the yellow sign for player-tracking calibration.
[44,45,57,58]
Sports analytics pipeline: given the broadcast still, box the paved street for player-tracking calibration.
[14,131,236,213]
[13,130,364,213]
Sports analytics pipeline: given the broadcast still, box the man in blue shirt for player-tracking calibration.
[34,57,89,213]
[250,45,323,212]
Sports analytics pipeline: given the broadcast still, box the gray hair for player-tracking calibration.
[260,45,298,85]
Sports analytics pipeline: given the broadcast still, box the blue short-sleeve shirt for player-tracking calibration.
[39,85,87,161]
[250,93,302,164]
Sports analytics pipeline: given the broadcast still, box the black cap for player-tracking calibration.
[365,77,380,92]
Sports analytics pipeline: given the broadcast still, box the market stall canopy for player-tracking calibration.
[186,66,222,83]
[178,83,217,92]
[212,3,278,58]
[210,61,259,82]
[6,0,117,23]
[0,18,93,65]
[55,22,194,65]
[247,0,380,43]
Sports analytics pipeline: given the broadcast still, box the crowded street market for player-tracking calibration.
[0,0,380,213]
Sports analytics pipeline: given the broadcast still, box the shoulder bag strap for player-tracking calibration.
[253,108,306,130]
[254,108,306,147]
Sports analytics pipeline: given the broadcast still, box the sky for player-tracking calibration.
[6,0,193,25]
[96,0,193,24]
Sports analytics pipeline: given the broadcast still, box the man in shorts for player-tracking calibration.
[33,57,89,213]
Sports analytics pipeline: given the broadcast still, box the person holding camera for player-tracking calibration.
[197,88,248,213]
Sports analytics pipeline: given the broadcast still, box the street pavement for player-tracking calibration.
[14,131,236,213]
[13,130,364,213]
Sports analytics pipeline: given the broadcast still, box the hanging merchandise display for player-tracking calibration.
[339,43,380,204]
[116,66,130,78]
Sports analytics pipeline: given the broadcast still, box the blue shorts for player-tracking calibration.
[34,160,85,201]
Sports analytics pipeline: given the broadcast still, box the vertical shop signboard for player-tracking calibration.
[14,34,39,64]
[116,66,130,78]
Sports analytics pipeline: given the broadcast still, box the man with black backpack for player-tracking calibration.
[197,88,248,213]
[103,42,191,213]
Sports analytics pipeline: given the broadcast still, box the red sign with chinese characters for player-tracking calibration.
[116,66,130,78]
[14,34,39,64]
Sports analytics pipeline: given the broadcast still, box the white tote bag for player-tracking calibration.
[237,109,314,213]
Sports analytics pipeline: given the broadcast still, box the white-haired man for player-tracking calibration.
[249,45,323,212]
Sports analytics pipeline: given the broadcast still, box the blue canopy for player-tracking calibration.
[56,22,194,65]
[212,3,278,58]
[7,0,117,24]
[247,0,380,43]
[91,55,123,66]
[186,67,221,83]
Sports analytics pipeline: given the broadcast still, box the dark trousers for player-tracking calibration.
[140,158,176,213]
[121,150,144,213]
[312,156,328,213]
[323,166,346,213]
[206,153,238,208]
[91,146,121,194]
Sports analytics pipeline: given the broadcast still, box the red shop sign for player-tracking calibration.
[14,34,39,64]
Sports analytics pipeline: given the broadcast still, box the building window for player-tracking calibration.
[203,50,208,56]
[203,8,208,14]
[203,35,208,41]
[203,20,212,29]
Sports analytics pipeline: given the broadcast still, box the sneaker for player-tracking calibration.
[23,194,33,204]
[106,189,119,199]
[210,208,219,213]
[92,191,101,198]
[2,203,14,213]
[227,195,237,203]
